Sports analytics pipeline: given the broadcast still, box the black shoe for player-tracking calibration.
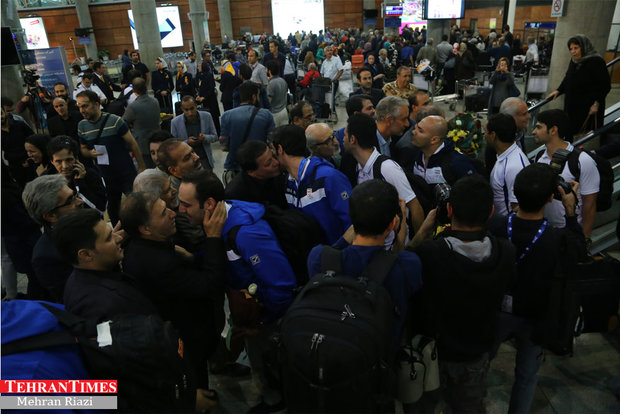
[247,398,285,414]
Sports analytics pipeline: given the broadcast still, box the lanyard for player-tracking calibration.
[507,213,548,263]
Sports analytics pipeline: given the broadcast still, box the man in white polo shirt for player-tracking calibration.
[343,113,424,237]
[533,109,599,240]
[320,46,344,82]
[485,113,530,216]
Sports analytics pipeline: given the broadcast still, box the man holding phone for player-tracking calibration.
[171,95,218,170]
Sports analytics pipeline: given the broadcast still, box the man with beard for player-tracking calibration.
[171,96,218,170]
[122,50,150,85]
[76,90,145,225]
[120,192,226,409]
[157,138,206,251]
[349,67,385,106]
[46,83,78,119]
[47,98,83,139]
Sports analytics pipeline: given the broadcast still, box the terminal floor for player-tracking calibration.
[207,91,620,414]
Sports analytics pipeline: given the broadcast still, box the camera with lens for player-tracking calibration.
[22,68,40,89]
[549,148,574,200]
[434,182,451,225]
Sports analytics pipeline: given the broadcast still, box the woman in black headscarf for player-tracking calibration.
[547,34,611,140]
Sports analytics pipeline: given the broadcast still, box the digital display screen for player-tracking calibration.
[20,17,50,50]
[385,6,404,17]
[271,0,325,37]
[127,6,183,49]
[424,0,465,20]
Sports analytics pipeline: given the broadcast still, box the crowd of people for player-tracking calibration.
[0,24,616,414]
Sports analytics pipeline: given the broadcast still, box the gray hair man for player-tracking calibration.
[22,174,85,302]
[133,168,178,209]
[375,96,410,156]
[306,122,340,164]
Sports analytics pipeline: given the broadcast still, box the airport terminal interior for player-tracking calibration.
[1,0,620,413]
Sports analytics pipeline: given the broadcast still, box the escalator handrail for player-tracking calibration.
[525,58,618,114]
[527,97,552,113]
[607,56,620,68]
[526,115,620,160]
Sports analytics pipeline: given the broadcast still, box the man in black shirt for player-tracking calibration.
[224,140,288,209]
[47,97,83,139]
[46,83,78,120]
[1,106,34,186]
[349,67,385,106]
[409,175,516,414]
[487,163,586,413]
[122,50,150,85]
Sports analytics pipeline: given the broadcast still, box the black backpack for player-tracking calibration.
[2,304,194,413]
[107,88,134,117]
[226,204,323,286]
[535,148,613,211]
[277,246,398,413]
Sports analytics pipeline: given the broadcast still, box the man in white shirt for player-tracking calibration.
[524,37,539,65]
[343,113,424,235]
[533,109,599,239]
[73,73,107,105]
[320,46,343,82]
[485,113,530,216]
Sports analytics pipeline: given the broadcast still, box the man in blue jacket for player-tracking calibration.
[178,170,294,413]
[273,125,352,244]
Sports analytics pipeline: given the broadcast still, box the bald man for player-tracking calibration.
[47,97,83,139]
[410,115,476,187]
[306,123,340,164]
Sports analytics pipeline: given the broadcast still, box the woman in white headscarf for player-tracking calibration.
[547,34,611,139]
[174,61,195,99]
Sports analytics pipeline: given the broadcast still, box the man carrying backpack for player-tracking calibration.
[408,175,516,413]
[487,163,587,413]
[533,109,601,242]
[283,179,422,413]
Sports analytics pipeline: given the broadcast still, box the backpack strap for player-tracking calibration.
[361,250,399,285]
[94,113,111,143]
[566,148,581,181]
[241,106,261,144]
[1,303,87,356]
[534,149,545,162]
[321,246,343,273]
[371,154,390,183]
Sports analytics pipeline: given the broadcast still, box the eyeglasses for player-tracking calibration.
[50,190,79,213]
[315,134,336,146]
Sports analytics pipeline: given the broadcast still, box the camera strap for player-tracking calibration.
[507,212,548,263]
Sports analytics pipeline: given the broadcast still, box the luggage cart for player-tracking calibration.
[524,66,550,101]
[455,78,479,113]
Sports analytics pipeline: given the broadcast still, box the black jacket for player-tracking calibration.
[47,110,83,139]
[152,69,174,95]
[413,231,516,362]
[349,87,385,107]
[225,172,288,209]
[31,226,73,303]
[46,99,79,120]
[64,267,158,322]
[92,74,118,102]
[487,214,587,342]
[122,237,226,389]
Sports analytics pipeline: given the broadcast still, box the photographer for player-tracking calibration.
[487,163,587,414]
[407,175,516,414]
[45,135,107,213]
[16,69,53,130]
[533,109,599,241]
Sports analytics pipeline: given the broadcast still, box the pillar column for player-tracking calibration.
[1,0,26,105]
[217,0,233,45]
[506,0,516,32]
[362,0,375,31]
[426,20,451,47]
[75,0,98,59]
[546,0,615,109]
[129,0,163,89]
[189,0,209,52]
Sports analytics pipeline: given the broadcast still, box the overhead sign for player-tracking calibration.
[551,0,565,17]
[19,17,50,49]
[127,6,183,49]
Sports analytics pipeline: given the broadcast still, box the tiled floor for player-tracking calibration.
[206,85,620,414]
